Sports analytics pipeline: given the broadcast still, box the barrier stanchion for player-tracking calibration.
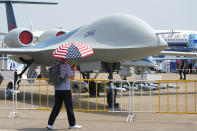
[39,79,41,109]
[96,80,98,111]
[127,80,135,122]
[87,80,90,110]
[158,81,161,112]
[79,80,81,110]
[31,81,34,109]
[185,81,188,112]
[167,82,169,113]
[46,80,49,110]
[176,81,179,113]
[195,80,197,113]
[104,80,106,111]
[23,80,26,109]
[9,79,20,119]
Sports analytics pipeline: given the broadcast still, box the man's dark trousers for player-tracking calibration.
[48,90,75,126]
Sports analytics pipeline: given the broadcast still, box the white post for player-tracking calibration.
[31,83,34,109]
[127,81,135,122]
[23,81,26,109]
[150,81,152,112]
[9,79,20,119]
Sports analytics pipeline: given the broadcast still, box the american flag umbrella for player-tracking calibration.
[53,42,94,59]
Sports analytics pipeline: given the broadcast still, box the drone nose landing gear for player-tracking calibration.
[105,63,119,108]
[14,58,33,90]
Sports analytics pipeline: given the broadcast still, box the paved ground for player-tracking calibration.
[0,109,197,131]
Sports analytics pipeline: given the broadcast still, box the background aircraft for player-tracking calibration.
[156,30,197,52]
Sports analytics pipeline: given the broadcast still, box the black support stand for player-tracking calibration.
[106,63,119,108]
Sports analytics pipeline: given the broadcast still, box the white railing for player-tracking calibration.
[0,78,41,110]
[131,80,158,113]
[0,78,14,110]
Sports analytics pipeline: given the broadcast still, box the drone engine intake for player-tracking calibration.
[4,28,33,47]
[38,29,66,43]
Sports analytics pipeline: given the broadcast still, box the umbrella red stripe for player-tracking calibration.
[80,49,92,54]
[81,50,92,54]
[77,44,90,51]
[59,46,69,50]
[75,43,94,56]
[78,47,89,52]
[81,52,94,57]
[56,48,67,54]
[56,49,67,53]
[54,49,67,55]
[81,49,94,57]
[53,54,66,59]
[80,48,93,53]
[81,49,94,54]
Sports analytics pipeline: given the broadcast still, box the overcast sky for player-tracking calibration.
[0,0,196,32]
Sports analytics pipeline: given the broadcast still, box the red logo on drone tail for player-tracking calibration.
[9,24,15,30]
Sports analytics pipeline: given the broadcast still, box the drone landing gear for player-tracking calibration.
[14,58,33,90]
[105,63,119,108]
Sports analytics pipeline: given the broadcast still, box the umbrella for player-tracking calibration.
[53,42,94,59]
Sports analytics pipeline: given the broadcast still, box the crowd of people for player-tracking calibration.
[176,59,197,80]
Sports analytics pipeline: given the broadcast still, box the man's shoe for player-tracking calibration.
[69,125,82,129]
[46,125,56,130]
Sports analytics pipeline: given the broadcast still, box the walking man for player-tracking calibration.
[47,58,81,129]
